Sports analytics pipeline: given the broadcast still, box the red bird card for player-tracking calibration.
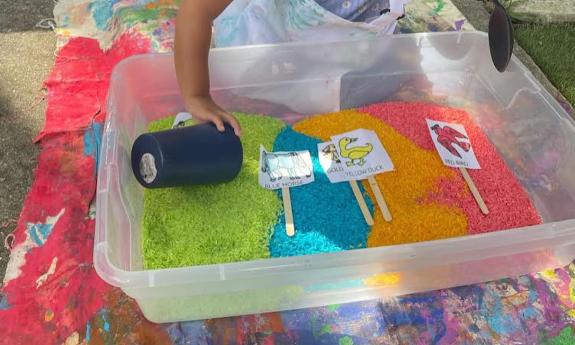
[426,119,481,170]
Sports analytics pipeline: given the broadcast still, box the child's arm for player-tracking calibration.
[175,0,240,135]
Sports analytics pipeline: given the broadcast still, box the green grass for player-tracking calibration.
[514,23,575,106]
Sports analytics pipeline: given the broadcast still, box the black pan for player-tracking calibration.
[489,0,514,72]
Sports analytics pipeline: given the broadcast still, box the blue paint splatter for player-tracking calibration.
[98,308,111,333]
[269,127,374,257]
[281,305,374,345]
[27,223,54,246]
[85,322,92,342]
[0,293,10,310]
[379,293,446,344]
[84,122,103,163]
[398,294,440,305]
[451,284,485,309]
[165,321,212,344]
[89,0,120,30]
[483,284,520,336]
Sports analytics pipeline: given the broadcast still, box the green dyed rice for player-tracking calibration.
[142,113,285,269]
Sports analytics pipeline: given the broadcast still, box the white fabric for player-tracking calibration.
[214,0,409,47]
[172,112,193,128]
[212,0,408,115]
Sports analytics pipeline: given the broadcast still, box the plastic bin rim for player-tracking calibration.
[94,217,575,288]
[109,31,492,82]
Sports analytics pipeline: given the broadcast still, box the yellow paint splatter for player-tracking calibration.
[541,269,558,282]
[294,110,468,246]
[145,0,175,10]
[567,309,575,319]
[44,309,54,322]
[364,273,401,286]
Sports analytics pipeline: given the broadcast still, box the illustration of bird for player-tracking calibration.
[338,137,373,167]
[431,124,471,158]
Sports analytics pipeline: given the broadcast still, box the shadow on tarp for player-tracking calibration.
[0,97,40,283]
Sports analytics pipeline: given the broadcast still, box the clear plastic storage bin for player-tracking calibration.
[96,32,575,323]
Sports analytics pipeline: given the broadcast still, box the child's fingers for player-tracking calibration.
[221,112,242,136]
[186,104,236,134]
[211,115,226,132]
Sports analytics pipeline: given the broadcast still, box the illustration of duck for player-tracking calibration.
[338,137,373,167]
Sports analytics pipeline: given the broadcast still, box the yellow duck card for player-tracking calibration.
[330,129,394,181]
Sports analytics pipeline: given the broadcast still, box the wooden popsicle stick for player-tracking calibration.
[367,175,392,222]
[459,167,489,215]
[282,187,295,236]
[349,180,374,226]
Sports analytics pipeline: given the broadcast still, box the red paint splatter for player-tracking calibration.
[37,30,152,142]
[360,102,541,234]
[0,32,160,344]
[0,132,107,344]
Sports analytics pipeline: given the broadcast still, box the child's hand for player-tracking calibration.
[175,0,235,134]
[186,96,241,136]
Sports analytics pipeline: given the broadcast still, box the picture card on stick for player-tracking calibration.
[426,119,481,169]
[258,145,315,190]
[318,141,375,225]
[318,142,347,184]
[426,119,488,215]
[330,129,394,181]
[258,145,314,237]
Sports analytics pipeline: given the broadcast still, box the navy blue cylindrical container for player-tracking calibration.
[131,123,243,188]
